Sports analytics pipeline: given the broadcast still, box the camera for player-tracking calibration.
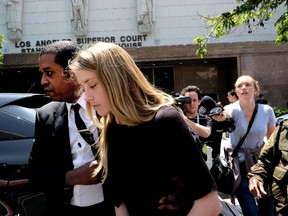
[199,95,223,116]
[208,106,224,117]
[174,96,191,106]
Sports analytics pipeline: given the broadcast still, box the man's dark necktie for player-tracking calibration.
[72,103,96,155]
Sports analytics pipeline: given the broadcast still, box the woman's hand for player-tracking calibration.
[158,194,179,212]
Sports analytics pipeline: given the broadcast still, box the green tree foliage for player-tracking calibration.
[0,34,4,65]
[274,107,288,117]
[194,0,288,58]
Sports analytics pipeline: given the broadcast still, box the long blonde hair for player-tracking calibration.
[69,42,175,180]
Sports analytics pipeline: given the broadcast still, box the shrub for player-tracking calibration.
[273,107,288,117]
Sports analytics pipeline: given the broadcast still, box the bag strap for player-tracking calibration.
[231,103,258,158]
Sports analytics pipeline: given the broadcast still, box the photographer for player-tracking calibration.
[177,85,212,160]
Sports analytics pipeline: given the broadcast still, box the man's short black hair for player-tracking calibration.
[39,40,80,69]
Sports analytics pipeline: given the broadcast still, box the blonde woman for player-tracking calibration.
[69,42,221,216]
[213,75,276,216]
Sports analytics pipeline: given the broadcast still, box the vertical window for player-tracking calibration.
[141,67,174,94]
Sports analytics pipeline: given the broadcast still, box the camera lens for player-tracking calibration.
[209,107,223,117]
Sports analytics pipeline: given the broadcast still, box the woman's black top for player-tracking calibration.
[104,106,217,216]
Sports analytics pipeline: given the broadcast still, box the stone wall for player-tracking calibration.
[3,41,288,107]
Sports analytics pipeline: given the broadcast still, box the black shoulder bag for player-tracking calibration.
[210,103,258,195]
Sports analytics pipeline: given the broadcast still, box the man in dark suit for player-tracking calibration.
[28,41,114,216]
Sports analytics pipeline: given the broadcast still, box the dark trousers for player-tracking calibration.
[65,200,115,216]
